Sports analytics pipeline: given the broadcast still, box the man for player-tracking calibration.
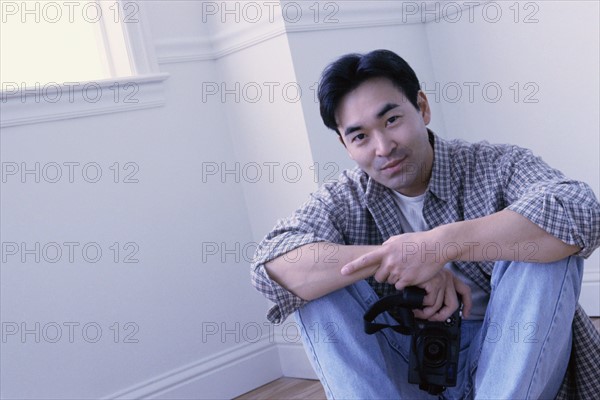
[251,50,600,399]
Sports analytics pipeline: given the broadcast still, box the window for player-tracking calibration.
[0,0,169,127]
[0,0,134,86]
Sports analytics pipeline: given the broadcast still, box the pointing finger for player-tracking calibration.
[341,248,384,275]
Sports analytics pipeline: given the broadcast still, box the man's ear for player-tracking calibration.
[417,90,431,125]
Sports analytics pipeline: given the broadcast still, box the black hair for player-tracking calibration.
[318,49,421,137]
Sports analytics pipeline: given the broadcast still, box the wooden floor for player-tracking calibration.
[235,377,326,400]
[237,319,600,399]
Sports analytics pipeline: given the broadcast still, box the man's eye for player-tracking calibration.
[386,115,400,126]
[352,133,366,142]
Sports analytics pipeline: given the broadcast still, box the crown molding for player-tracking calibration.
[155,1,490,64]
[155,37,215,64]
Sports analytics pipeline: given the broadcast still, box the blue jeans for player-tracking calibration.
[295,257,583,399]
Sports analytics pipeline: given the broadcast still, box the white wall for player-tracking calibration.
[208,30,318,241]
[424,0,600,313]
[1,2,279,399]
[1,1,598,399]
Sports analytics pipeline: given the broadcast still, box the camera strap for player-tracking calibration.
[363,288,426,335]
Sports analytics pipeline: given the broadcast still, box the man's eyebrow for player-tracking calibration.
[343,103,400,137]
[376,103,400,118]
[344,125,362,137]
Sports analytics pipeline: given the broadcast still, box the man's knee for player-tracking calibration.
[491,256,583,294]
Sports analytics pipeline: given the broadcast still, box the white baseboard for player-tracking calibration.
[105,339,282,400]
[581,269,600,317]
[272,322,318,380]
[277,342,318,380]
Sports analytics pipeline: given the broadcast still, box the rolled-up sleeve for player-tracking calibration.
[250,263,306,324]
[250,182,349,324]
[503,146,600,258]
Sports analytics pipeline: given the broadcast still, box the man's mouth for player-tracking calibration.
[380,157,407,171]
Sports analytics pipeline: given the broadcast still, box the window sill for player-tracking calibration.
[0,73,170,128]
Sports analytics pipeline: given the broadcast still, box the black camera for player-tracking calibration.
[363,287,461,395]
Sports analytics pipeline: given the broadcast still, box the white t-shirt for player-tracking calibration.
[391,190,489,320]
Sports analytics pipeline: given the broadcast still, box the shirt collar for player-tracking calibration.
[427,130,453,202]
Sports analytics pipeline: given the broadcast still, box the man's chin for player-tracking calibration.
[377,175,426,196]
[371,174,406,190]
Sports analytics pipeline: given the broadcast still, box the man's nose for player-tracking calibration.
[374,132,396,157]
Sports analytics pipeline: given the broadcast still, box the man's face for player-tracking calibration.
[335,77,433,196]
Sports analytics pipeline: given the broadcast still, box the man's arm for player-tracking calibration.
[265,243,379,301]
[266,242,474,321]
[437,208,580,263]
[341,209,580,291]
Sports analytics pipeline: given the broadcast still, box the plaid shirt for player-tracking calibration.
[251,132,600,398]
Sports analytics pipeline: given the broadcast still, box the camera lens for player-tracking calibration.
[424,338,447,367]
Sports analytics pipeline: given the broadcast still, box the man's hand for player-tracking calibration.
[340,231,446,290]
[340,231,471,321]
[414,269,472,321]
